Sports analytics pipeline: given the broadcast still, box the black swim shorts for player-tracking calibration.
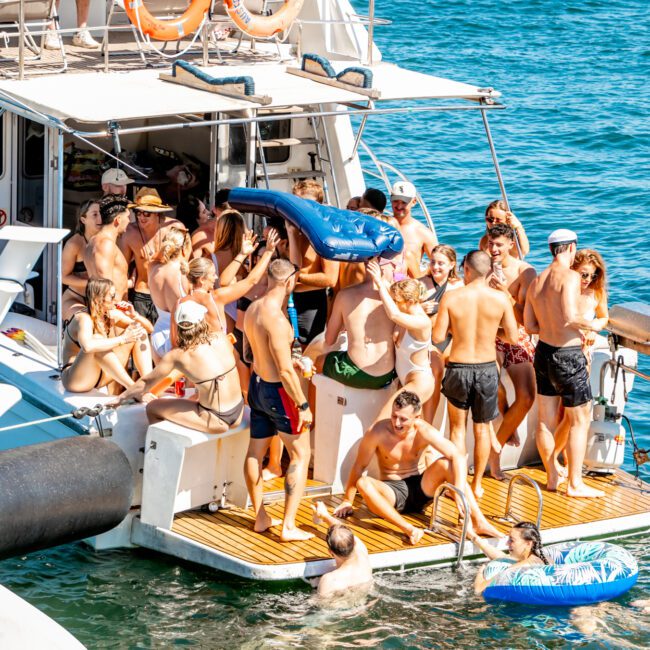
[534,340,592,408]
[293,288,328,345]
[247,373,300,439]
[441,361,499,423]
[128,289,158,326]
[384,473,432,514]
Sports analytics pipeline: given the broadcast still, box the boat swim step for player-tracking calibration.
[260,137,319,148]
[256,170,326,181]
[262,483,332,505]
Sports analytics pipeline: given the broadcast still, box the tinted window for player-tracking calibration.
[229,119,291,165]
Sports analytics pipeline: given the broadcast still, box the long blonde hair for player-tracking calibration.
[573,249,607,301]
[183,256,213,287]
[156,227,189,273]
[213,209,245,255]
[389,278,426,305]
[85,278,113,337]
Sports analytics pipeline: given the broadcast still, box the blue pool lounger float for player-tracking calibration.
[483,541,639,606]
[227,187,404,262]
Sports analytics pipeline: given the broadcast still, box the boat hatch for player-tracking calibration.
[0,61,501,127]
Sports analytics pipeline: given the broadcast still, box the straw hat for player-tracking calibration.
[129,187,173,213]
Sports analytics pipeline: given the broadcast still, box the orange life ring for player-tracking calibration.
[124,0,211,41]
[223,0,304,38]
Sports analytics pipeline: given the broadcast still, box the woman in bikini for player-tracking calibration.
[61,200,101,322]
[62,278,153,393]
[367,260,434,411]
[572,249,609,368]
[479,199,529,260]
[113,300,245,435]
[419,244,463,423]
[148,227,191,361]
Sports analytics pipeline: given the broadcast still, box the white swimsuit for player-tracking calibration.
[150,309,172,357]
[395,329,431,385]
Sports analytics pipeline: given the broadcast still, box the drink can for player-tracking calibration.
[174,377,186,398]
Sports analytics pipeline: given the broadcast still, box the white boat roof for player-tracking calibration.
[0,61,499,125]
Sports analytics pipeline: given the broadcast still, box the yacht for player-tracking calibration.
[0,0,648,581]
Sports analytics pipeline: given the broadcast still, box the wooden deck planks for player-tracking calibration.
[171,467,650,567]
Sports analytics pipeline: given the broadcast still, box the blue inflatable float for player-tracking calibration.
[483,541,638,606]
[227,187,404,262]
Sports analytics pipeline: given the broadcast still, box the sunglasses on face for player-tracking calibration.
[580,271,597,281]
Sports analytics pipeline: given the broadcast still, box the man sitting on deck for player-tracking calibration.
[333,391,501,545]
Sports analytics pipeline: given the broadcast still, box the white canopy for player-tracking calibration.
[0,61,499,126]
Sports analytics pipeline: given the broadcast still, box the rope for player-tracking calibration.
[0,404,105,433]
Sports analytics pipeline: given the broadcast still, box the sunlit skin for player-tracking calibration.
[197,200,212,226]
[429,252,456,284]
[576,262,598,292]
[505,527,533,561]
[102,182,128,196]
[80,202,102,238]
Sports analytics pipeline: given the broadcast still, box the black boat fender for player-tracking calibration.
[0,436,133,559]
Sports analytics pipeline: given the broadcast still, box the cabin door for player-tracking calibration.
[12,117,63,322]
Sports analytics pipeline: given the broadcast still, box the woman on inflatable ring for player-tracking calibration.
[470,522,639,605]
[471,521,549,596]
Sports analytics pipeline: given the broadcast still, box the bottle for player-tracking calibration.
[287,293,302,360]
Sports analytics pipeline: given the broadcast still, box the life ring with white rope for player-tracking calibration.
[124,0,211,41]
[223,0,304,38]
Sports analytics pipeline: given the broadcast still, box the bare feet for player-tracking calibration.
[253,508,281,533]
[566,483,605,498]
[546,469,567,492]
[473,520,502,538]
[280,526,314,542]
[488,451,506,481]
[262,466,283,482]
[407,526,424,545]
[556,464,568,479]
[471,480,484,499]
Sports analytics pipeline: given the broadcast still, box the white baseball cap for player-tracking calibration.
[390,181,417,202]
[101,168,134,186]
[175,300,208,329]
[547,229,578,245]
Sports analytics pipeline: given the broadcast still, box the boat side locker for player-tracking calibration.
[312,374,395,493]
[139,414,250,530]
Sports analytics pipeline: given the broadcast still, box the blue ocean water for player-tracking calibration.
[1,1,649,647]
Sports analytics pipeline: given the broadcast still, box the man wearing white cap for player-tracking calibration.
[389,181,436,277]
[101,168,134,196]
[524,229,604,498]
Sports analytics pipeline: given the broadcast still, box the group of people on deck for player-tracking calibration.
[59,168,610,593]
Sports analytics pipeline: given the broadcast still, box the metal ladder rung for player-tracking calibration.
[260,137,319,148]
[426,482,469,567]
[494,474,543,528]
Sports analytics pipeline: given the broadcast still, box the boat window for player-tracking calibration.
[229,119,291,166]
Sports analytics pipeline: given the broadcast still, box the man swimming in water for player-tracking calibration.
[524,229,604,498]
[312,501,372,598]
[432,250,519,498]
[333,391,500,545]
[486,224,537,480]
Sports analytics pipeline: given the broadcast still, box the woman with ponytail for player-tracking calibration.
[148,227,191,360]
[471,521,550,595]
[367,261,434,413]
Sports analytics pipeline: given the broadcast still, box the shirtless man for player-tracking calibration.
[524,229,604,498]
[485,224,538,480]
[243,258,314,541]
[318,262,397,389]
[289,181,340,345]
[312,501,372,598]
[432,250,518,498]
[84,194,131,301]
[389,181,436,278]
[101,168,133,196]
[333,391,500,544]
[479,199,530,259]
[119,187,186,325]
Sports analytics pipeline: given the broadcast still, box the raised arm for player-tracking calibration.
[299,256,340,289]
[333,427,380,518]
[507,212,530,258]
[219,230,260,287]
[75,313,143,354]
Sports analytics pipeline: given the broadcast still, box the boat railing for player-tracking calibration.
[427,482,469,567]
[359,139,437,237]
[497,474,543,529]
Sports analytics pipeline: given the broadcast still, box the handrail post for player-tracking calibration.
[18,0,25,80]
[502,474,543,528]
[366,0,375,65]
[427,482,469,567]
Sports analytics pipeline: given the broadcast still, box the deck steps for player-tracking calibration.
[172,467,650,568]
[260,137,318,148]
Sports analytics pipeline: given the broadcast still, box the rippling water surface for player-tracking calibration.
[1,1,649,647]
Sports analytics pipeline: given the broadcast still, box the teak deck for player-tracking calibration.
[172,467,650,568]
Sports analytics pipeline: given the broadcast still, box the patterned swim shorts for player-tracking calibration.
[496,326,535,368]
